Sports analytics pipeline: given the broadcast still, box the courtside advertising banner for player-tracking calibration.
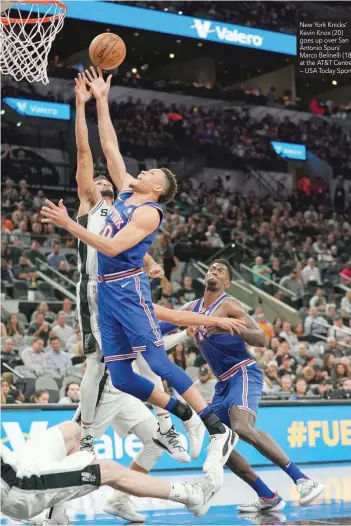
[3,97,71,120]
[1,404,350,470]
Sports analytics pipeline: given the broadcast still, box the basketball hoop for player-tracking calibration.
[0,1,67,84]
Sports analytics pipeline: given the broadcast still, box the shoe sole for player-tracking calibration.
[203,429,238,473]
[237,499,286,513]
[300,483,325,506]
[103,505,145,522]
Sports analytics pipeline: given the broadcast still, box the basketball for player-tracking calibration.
[89,33,126,70]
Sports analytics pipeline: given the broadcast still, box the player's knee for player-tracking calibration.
[133,439,163,471]
[97,459,124,487]
[230,419,255,442]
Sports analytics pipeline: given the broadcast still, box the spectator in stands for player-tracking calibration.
[33,190,46,210]
[309,287,327,313]
[11,220,31,247]
[169,342,188,370]
[205,224,224,248]
[278,355,295,378]
[22,337,46,370]
[13,256,38,282]
[175,276,197,305]
[264,360,280,390]
[1,258,15,283]
[253,223,271,259]
[326,305,337,325]
[43,224,61,248]
[23,239,46,265]
[33,389,49,404]
[194,365,216,403]
[280,375,293,393]
[279,269,304,298]
[47,242,69,269]
[292,342,309,368]
[341,290,351,316]
[1,338,22,371]
[328,315,351,345]
[290,377,309,400]
[52,311,74,344]
[332,363,349,382]
[270,256,284,282]
[3,179,18,206]
[279,321,299,350]
[27,312,52,346]
[10,388,25,404]
[1,379,13,404]
[61,298,75,327]
[252,256,272,288]
[59,382,80,404]
[45,336,72,373]
[257,313,274,341]
[323,352,336,376]
[304,307,329,340]
[301,258,321,285]
[31,301,56,324]
[317,245,334,266]
[340,263,351,286]
[6,313,25,344]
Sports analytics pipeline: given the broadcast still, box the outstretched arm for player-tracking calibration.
[84,67,134,192]
[222,298,266,347]
[153,304,246,334]
[41,200,160,258]
[74,74,101,212]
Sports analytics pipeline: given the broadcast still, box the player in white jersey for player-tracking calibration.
[0,421,222,524]
[73,73,188,463]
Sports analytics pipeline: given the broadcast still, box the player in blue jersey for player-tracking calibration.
[173,259,323,512]
[40,67,239,474]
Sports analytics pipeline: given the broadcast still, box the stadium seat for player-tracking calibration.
[63,367,84,379]
[35,375,59,402]
[40,367,63,388]
[36,282,56,300]
[20,336,36,350]
[17,312,28,326]
[14,365,37,379]
[13,280,29,299]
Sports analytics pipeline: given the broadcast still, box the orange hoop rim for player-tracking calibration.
[0,0,66,25]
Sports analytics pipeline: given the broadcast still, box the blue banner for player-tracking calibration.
[20,2,296,56]
[1,405,350,469]
[3,97,71,121]
[271,141,307,160]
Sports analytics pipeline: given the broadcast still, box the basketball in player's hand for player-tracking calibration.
[89,33,126,70]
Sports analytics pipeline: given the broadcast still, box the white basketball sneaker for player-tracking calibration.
[182,412,206,459]
[79,434,96,457]
[203,426,238,472]
[103,491,145,522]
[185,468,224,517]
[297,478,324,506]
[237,492,286,513]
[153,425,190,463]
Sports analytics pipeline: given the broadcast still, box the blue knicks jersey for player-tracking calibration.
[98,190,163,275]
[191,293,255,380]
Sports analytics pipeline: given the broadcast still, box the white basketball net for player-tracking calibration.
[0,2,66,84]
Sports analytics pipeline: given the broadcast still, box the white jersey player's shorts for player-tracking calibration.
[76,278,102,356]
[1,427,99,521]
[75,375,153,438]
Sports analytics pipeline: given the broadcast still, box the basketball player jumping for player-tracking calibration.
[41,67,237,474]
[167,259,323,512]
[71,73,241,470]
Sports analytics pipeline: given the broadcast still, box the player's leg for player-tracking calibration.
[99,279,234,468]
[135,353,191,462]
[76,279,106,453]
[228,366,324,507]
[103,416,163,522]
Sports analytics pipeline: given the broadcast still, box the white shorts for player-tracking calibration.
[1,427,99,521]
[76,376,153,438]
[76,278,102,356]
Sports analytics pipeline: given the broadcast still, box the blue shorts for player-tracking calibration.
[98,271,164,362]
[210,363,263,426]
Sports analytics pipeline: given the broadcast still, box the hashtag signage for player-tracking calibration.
[288,421,308,448]
[297,16,351,77]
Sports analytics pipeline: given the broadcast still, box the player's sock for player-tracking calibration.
[250,477,276,499]
[81,423,93,438]
[282,460,308,483]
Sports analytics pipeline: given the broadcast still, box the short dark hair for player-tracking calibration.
[94,175,110,183]
[50,336,60,343]
[159,168,178,204]
[212,259,233,281]
[65,382,80,396]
